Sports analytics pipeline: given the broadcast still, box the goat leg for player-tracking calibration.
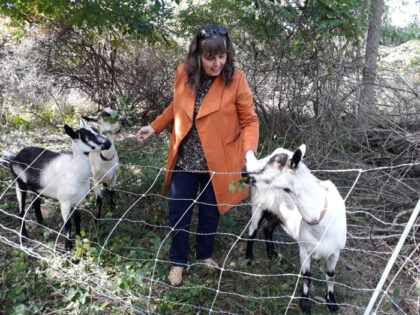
[104,183,116,210]
[262,212,280,259]
[109,189,116,210]
[326,275,339,312]
[299,270,312,314]
[246,208,265,264]
[94,181,103,221]
[96,194,103,221]
[60,202,74,251]
[63,208,82,251]
[32,196,44,224]
[16,181,29,241]
[299,250,312,314]
[246,230,257,264]
[325,255,340,312]
[64,218,73,251]
[73,208,81,236]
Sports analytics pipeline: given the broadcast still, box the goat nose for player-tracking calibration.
[103,139,111,150]
[241,166,247,177]
[241,167,250,184]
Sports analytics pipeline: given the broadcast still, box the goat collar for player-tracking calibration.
[100,152,115,161]
[306,208,327,225]
[305,193,328,225]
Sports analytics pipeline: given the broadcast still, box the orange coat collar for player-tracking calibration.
[180,75,224,121]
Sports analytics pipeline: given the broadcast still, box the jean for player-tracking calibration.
[169,166,220,267]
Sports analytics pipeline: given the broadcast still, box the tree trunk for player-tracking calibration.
[358,0,384,129]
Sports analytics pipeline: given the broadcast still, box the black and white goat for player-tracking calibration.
[242,145,347,314]
[0,120,111,250]
[83,108,125,219]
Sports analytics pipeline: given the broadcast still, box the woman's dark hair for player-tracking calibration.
[184,25,235,93]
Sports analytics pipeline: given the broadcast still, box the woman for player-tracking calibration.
[137,24,259,286]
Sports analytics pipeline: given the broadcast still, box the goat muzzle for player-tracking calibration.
[102,140,112,150]
[241,166,255,186]
[241,166,249,183]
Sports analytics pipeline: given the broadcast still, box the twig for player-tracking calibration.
[348,233,408,240]
[28,111,60,130]
[48,91,67,124]
[392,209,413,227]
[385,68,419,97]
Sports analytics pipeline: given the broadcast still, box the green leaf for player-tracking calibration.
[392,288,400,300]
[66,288,77,301]
[11,304,28,314]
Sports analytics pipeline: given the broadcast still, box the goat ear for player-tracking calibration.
[79,118,87,128]
[82,115,98,122]
[298,144,306,157]
[291,147,304,169]
[246,150,257,163]
[64,124,76,139]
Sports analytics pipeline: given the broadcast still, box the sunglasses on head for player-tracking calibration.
[199,26,228,39]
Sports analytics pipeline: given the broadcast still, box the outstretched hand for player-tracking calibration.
[137,125,155,142]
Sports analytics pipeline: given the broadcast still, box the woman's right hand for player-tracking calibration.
[136,125,155,142]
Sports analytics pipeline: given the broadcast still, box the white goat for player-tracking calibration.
[1,120,111,250]
[83,108,125,219]
[243,145,347,314]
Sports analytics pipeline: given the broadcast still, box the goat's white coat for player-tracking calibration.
[12,153,90,203]
[245,146,346,259]
[245,145,347,312]
[89,136,119,191]
[248,186,301,242]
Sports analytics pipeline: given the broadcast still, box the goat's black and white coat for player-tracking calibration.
[83,108,125,219]
[243,145,347,314]
[0,120,111,250]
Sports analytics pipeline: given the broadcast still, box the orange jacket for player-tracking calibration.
[150,64,259,214]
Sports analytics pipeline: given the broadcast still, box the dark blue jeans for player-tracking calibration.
[169,166,220,267]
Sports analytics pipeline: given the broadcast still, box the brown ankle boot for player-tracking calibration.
[168,266,183,286]
[199,257,218,268]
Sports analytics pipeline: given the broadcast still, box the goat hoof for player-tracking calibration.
[94,218,103,228]
[245,255,254,265]
[35,217,44,224]
[299,297,311,314]
[245,253,254,265]
[19,235,30,244]
[65,239,74,251]
[327,303,339,313]
[267,249,278,259]
[326,292,339,312]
